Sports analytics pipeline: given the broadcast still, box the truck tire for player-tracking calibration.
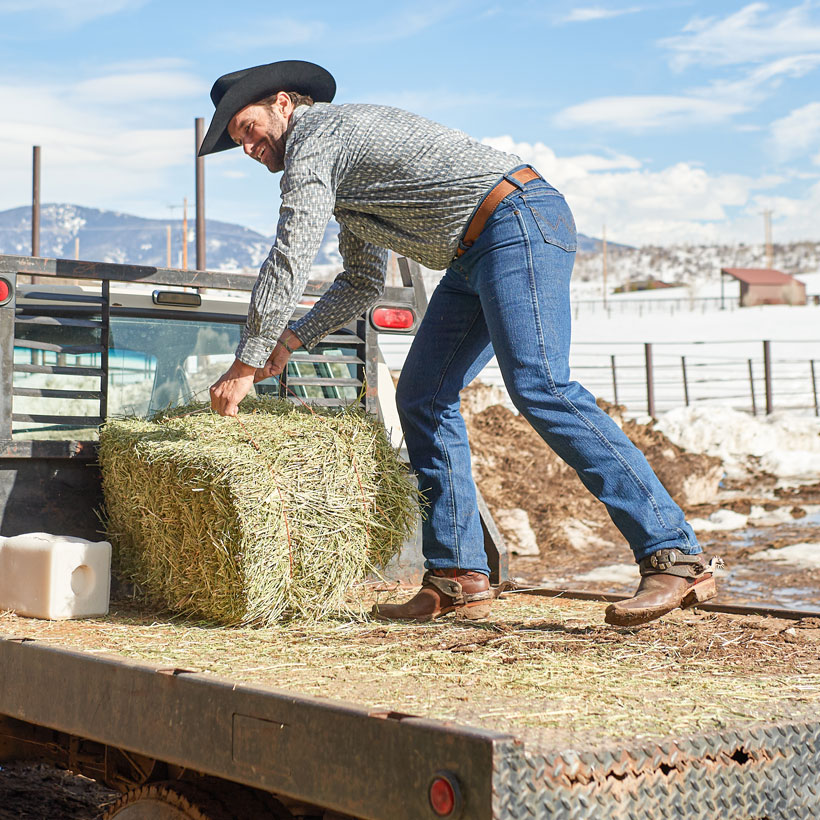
[101,780,290,820]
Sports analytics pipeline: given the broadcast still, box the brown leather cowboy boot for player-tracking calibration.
[371,569,492,622]
[605,549,723,627]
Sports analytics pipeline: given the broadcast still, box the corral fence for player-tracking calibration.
[571,339,820,418]
[572,293,820,319]
[378,336,820,419]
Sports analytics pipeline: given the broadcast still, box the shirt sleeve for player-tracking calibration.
[289,224,388,350]
[234,133,340,368]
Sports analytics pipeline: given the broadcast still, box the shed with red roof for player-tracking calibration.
[720,268,807,307]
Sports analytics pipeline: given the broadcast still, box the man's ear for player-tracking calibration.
[277,91,294,117]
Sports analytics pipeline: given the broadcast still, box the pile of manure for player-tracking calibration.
[99,397,418,624]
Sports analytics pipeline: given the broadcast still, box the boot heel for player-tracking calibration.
[681,576,716,608]
[455,601,492,620]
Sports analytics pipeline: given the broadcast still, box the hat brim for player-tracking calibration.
[199,60,336,157]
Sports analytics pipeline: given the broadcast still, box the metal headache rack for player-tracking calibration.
[9,281,111,432]
[0,253,422,441]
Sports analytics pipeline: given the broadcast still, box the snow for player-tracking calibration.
[574,564,640,585]
[749,543,820,569]
[494,508,540,556]
[656,407,820,484]
[689,509,750,532]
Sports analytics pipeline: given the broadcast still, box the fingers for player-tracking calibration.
[253,346,291,383]
[208,366,254,416]
[209,381,237,416]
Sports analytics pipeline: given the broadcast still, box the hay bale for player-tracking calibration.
[99,398,417,624]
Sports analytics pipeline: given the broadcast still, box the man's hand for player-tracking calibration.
[254,330,303,383]
[209,358,256,416]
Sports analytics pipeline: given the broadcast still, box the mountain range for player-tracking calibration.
[0,203,615,275]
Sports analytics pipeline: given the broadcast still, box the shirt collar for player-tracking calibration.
[287,104,311,136]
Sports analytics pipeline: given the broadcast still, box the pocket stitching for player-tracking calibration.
[525,199,577,252]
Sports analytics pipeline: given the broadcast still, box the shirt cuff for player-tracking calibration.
[288,316,325,351]
[234,334,274,369]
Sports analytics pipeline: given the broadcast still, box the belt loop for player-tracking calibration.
[503,169,528,190]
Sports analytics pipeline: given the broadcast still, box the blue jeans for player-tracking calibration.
[395,170,700,575]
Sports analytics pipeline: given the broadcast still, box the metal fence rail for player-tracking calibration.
[570,339,820,417]
[572,294,820,318]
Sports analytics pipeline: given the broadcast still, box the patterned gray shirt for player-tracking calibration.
[236,103,522,367]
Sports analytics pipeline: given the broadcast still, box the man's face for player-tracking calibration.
[228,99,289,173]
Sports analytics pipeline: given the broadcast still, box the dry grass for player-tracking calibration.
[3,594,819,750]
[98,398,418,624]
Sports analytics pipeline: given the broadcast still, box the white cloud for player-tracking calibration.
[72,71,207,104]
[559,6,643,23]
[556,95,743,130]
[701,53,820,102]
[0,0,147,26]
[0,78,191,215]
[481,135,788,245]
[661,2,820,70]
[345,1,465,44]
[744,180,820,239]
[556,52,820,132]
[770,101,820,161]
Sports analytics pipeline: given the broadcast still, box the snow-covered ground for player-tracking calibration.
[380,270,820,418]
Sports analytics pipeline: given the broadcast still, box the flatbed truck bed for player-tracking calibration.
[3,594,820,818]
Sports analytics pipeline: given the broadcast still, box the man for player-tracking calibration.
[202,60,719,626]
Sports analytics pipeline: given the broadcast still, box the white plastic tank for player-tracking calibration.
[0,532,111,619]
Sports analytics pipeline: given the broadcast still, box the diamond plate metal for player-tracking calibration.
[493,720,820,819]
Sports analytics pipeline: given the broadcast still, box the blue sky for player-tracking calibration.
[2,0,820,247]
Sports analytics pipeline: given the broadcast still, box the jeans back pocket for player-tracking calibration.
[523,194,577,252]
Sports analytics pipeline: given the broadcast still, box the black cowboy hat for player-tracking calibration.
[198,60,336,156]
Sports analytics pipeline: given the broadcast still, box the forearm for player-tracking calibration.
[290,228,388,349]
[235,246,308,367]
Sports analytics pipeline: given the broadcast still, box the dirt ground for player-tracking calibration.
[3,388,820,817]
[0,762,118,820]
[463,385,820,610]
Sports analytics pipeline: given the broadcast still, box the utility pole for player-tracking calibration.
[182,197,188,270]
[195,117,206,271]
[166,225,172,267]
[602,224,608,308]
[31,146,41,258]
[762,209,774,269]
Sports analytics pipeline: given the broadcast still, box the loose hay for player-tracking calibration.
[99,398,418,624]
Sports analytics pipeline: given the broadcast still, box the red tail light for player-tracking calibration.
[0,277,11,306]
[371,306,415,331]
[429,772,462,817]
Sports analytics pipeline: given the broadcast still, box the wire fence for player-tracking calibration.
[572,294,820,318]
[570,339,820,417]
[378,336,820,418]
